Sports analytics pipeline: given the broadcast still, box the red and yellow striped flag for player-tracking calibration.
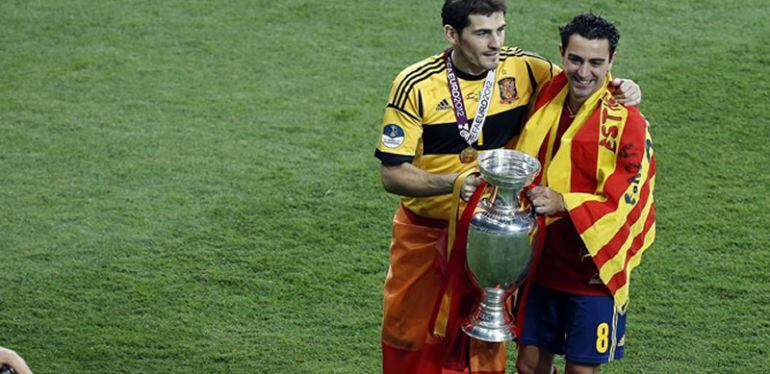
[516,72,656,308]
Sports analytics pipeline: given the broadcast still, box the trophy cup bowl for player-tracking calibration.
[461,149,541,342]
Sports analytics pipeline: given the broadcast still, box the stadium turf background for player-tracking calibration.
[1,0,767,372]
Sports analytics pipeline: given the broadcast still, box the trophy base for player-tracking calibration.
[460,288,516,343]
[461,318,516,343]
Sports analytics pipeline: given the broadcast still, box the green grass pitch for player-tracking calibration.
[1,0,768,372]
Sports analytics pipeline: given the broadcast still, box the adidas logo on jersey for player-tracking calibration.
[436,99,451,111]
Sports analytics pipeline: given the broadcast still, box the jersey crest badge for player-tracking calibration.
[381,124,405,149]
[498,77,518,104]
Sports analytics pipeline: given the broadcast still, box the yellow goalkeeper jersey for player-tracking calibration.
[376,47,559,221]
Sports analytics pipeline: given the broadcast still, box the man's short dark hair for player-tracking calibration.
[560,13,620,56]
[442,0,507,34]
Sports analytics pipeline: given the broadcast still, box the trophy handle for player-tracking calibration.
[519,182,538,217]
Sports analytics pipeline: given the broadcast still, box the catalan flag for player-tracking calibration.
[516,71,656,308]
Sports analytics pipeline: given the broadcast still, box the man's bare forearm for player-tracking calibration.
[380,163,458,197]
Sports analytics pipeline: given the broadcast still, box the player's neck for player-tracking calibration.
[451,50,487,77]
[567,95,584,114]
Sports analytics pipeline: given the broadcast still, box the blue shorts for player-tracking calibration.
[518,283,627,364]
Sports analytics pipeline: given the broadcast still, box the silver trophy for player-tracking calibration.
[461,149,541,342]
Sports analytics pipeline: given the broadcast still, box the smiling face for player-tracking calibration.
[560,34,616,108]
[444,12,506,76]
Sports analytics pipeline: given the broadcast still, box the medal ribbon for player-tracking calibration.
[445,49,497,146]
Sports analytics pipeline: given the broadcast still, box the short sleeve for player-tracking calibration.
[525,54,561,94]
[375,73,424,165]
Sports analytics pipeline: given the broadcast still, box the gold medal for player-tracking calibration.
[459,146,478,163]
